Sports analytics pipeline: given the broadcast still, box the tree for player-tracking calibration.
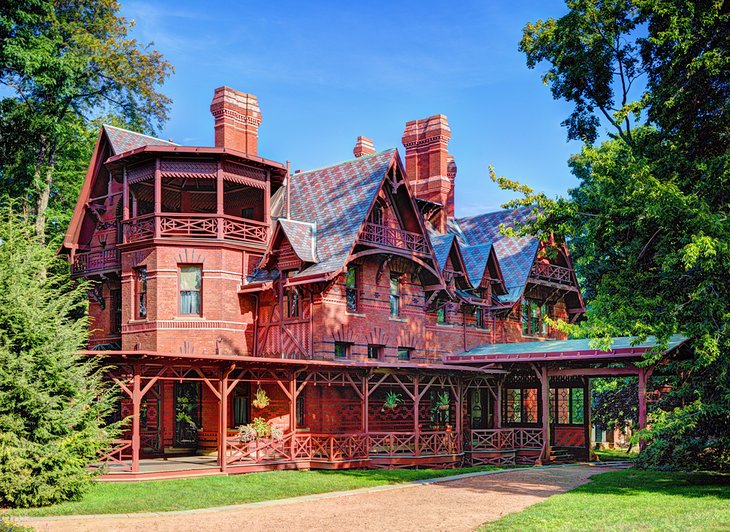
[0,0,173,242]
[495,0,729,469]
[0,203,117,507]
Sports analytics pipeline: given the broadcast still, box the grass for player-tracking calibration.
[482,469,730,531]
[594,447,639,462]
[8,465,500,517]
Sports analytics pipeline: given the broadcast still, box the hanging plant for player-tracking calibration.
[434,391,450,411]
[252,387,270,409]
[381,391,404,412]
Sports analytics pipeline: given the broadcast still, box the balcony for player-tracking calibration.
[121,213,269,246]
[529,262,575,287]
[71,248,121,277]
[358,222,429,257]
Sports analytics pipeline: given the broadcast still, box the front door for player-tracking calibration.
[468,388,492,429]
[174,382,201,448]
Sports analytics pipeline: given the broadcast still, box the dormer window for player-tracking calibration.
[345,265,359,313]
[521,298,550,336]
[370,200,385,226]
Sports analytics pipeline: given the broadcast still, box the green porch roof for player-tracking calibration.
[446,335,688,364]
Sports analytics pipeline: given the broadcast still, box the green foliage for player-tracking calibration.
[0,204,117,507]
[502,0,729,470]
[0,0,173,242]
[381,391,405,412]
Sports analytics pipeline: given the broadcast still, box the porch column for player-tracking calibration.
[218,369,230,471]
[289,372,297,433]
[216,160,224,239]
[455,377,463,453]
[413,374,420,457]
[638,367,647,451]
[361,375,369,433]
[122,167,129,221]
[494,381,502,429]
[540,366,551,463]
[131,365,141,473]
[153,158,161,239]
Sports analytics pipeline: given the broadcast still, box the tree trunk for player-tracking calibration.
[34,149,56,243]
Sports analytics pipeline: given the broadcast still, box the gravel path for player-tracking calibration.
[20,464,619,532]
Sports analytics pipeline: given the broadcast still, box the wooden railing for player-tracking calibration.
[91,439,133,471]
[122,213,269,245]
[529,262,574,286]
[466,428,543,452]
[71,248,121,276]
[358,222,430,256]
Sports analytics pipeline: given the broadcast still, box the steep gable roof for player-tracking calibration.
[278,219,318,263]
[430,234,455,271]
[461,243,495,288]
[102,125,177,155]
[273,149,398,279]
[451,208,539,303]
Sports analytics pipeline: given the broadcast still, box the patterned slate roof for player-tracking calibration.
[278,219,318,263]
[281,150,397,279]
[430,234,455,271]
[461,243,494,288]
[451,208,539,303]
[103,125,177,155]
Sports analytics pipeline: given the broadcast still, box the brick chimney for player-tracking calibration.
[353,136,376,157]
[210,86,262,154]
[401,114,454,230]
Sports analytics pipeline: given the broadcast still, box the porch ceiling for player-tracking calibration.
[444,334,688,364]
[80,351,504,374]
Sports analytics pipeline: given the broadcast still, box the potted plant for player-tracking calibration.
[252,387,270,409]
[237,417,284,452]
[381,391,404,413]
[435,391,450,411]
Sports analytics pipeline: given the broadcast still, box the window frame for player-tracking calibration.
[334,341,350,359]
[397,347,412,361]
[345,265,359,313]
[521,298,550,336]
[550,386,585,426]
[110,288,122,334]
[179,264,203,316]
[367,344,383,360]
[502,386,541,426]
[437,306,447,325]
[389,273,401,318]
[134,266,147,319]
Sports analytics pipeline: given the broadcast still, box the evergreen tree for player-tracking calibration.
[0,204,116,507]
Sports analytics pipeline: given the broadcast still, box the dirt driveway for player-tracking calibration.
[20,464,620,532]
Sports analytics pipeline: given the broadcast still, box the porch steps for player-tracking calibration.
[549,447,577,464]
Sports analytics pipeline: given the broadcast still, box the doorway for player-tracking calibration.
[468,388,493,429]
[174,382,201,448]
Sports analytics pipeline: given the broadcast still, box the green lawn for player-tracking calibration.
[482,469,730,531]
[8,466,499,517]
[594,447,638,462]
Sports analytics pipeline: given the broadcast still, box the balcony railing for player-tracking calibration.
[71,248,121,277]
[358,222,430,256]
[529,262,575,286]
[121,213,269,245]
[465,428,543,452]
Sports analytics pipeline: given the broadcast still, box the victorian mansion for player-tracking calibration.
[62,87,685,479]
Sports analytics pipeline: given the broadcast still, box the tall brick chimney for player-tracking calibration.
[401,114,455,231]
[353,136,376,157]
[210,86,262,154]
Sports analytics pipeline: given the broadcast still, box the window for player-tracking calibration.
[233,396,249,426]
[284,286,300,318]
[389,273,401,317]
[179,265,202,315]
[334,342,350,359]
[397,347,412,361]
[551,387,585,425]
[370,201,384,225]
[110,289,122,334]
[503,387,539,425]
[296,394,306,427]
[135,267,147,319]
[241,207,254,219]
[521,298,550,336]
[345,265,358,313]
[437,306,447,324]
[475,308,490,330]
[367,344,383,360]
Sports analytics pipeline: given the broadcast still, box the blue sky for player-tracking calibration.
[122,0,582,217]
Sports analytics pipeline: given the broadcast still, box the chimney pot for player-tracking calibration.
[210,86,262,155]
[353,136,376,157]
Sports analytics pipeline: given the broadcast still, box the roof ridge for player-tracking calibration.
[103,124,178,146]
[293,148,396,177]
[456,205,532,223]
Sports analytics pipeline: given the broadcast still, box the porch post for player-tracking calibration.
[361,375,369,433]
[122,166,129,221]
[585,377,593,461]
[216,160,224,239]
[131,365,141,473]
[540,366,551,463]
[289,372,297,433]
[153,158,161,239]
[638,367,647,451]
[455,377,463,453]
[494,380,502,429]
[218,369,229,471]
[413,374,420,457]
